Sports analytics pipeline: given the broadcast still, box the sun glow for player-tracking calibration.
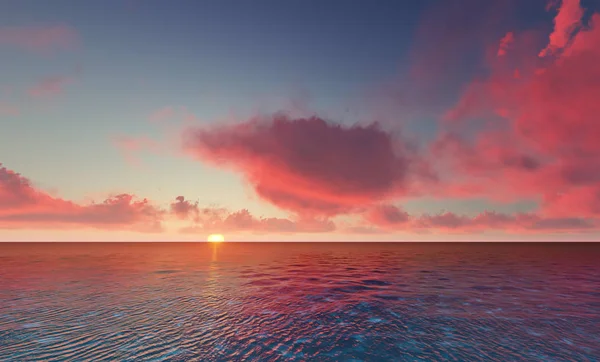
[207,234,225,242]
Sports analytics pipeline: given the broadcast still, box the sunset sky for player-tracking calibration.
[1,0,600,241]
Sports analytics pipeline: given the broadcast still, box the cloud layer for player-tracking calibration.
[170,196,335,234]
[1,160,597,237]
[363,205,596,234]
[0,164,163,232]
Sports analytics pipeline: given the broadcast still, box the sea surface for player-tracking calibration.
[1,242,599,361]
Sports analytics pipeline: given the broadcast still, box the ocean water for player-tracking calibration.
[0,242,599,361]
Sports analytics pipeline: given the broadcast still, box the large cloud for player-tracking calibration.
[183,113,432,216]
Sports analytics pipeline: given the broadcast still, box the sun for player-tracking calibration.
[207,234,225,243]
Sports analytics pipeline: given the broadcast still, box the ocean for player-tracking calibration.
[1,242,599,361]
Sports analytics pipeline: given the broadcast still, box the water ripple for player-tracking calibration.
[0,242,599,361]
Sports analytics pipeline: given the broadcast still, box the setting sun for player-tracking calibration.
[207,234,225,242]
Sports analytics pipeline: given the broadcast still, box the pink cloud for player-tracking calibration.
[113,107,200,166]
[183,113,432,217]
[497,32,515,56]
[431,4,600,220]
[28,76,74,98]
[171,197,335,234]
[541,186,600,218]
[423,211,595,233]
[2,160,597,236]
[0,163,164,232]
[429,131,546,200]
[170,196,200,220]
[365,204,410,227]
[112,135,164,166]
[362,205,596,234]
[148,106,176,123]
[539,0,584,57]
[0,24,79,53]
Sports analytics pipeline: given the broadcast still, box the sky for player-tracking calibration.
[1,0,600,241]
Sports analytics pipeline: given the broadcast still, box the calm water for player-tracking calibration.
[0,243,599,361]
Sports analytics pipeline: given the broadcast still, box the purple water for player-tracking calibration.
[1,242,599,361]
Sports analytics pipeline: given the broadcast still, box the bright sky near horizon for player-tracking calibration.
[1,0,600,241]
